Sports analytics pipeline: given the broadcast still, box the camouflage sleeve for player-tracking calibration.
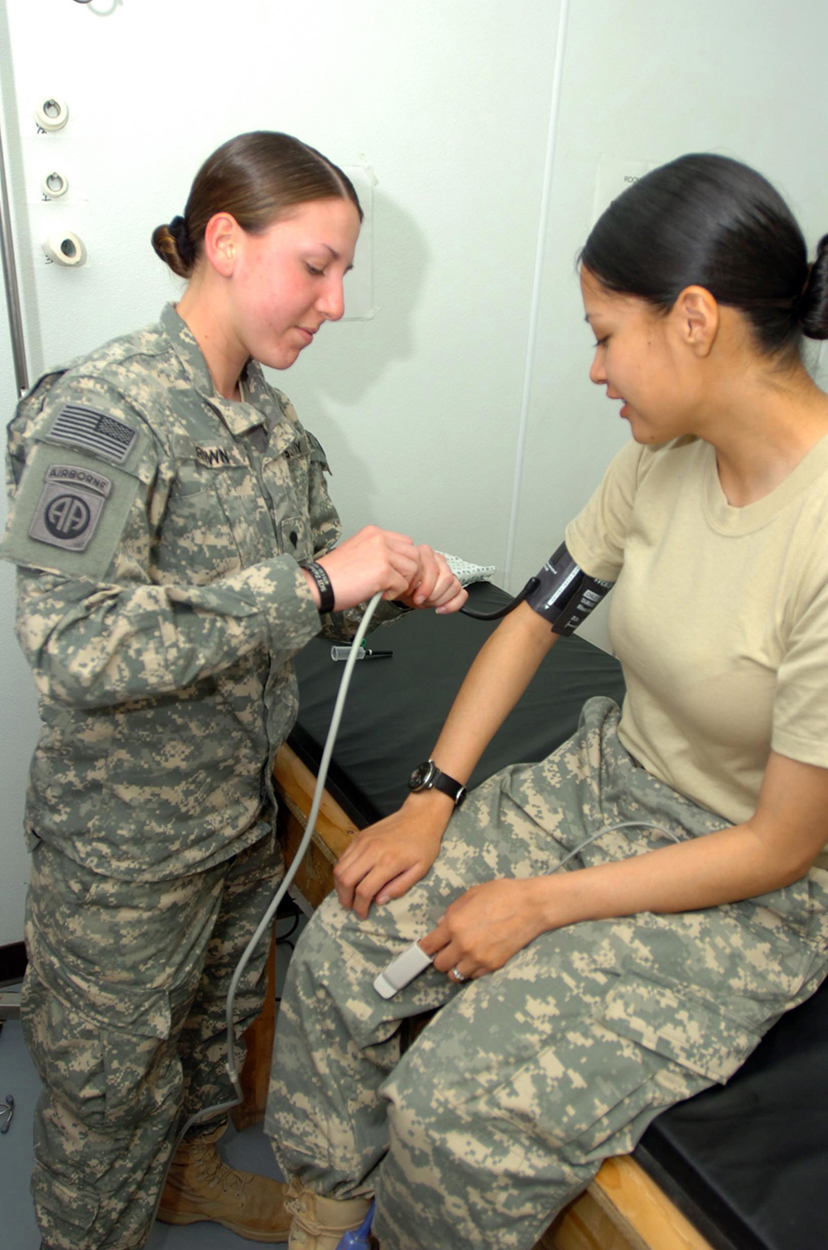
[3,380,323,707]
[13,558,321,707]
[302,426,407,641]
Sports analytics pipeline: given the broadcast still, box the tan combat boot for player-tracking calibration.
[285,1177,373,1249]
[157,1122,290,1242]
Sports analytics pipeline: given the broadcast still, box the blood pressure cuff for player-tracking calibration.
[524,541,614,636]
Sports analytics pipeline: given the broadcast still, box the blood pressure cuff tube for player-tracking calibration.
[524,541,614,635]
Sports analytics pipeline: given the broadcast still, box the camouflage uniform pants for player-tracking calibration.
[267,698,828,1250]
[22,829,282,1250]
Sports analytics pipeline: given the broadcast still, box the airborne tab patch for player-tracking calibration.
[49,403,137,465]
[28,463,112,553]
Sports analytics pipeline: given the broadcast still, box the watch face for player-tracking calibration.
[408,761,434,791]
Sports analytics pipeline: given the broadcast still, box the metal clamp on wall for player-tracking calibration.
[34,97,69,132]
[42,229,87,267]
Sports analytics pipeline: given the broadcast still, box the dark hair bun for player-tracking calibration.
[798,235,828,341]
[151,218,194,279]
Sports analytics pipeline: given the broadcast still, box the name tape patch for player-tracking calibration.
[196,445,232,468]
[28,463,113,553]
[49,403,137,465]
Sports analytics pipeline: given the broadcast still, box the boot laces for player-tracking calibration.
[285,1179,355,1237]
[190,1142,249,1199]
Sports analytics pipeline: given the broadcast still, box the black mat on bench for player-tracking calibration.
[290,581,827,1250]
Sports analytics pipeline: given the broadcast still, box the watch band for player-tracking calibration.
[408,759,467,807]
[300,561,335,614]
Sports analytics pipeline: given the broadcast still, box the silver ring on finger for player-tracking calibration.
[451,966,467,983]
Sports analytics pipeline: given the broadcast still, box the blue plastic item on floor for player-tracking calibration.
[336,1200,375,1248]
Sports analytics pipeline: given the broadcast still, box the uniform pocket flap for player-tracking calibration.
[31,1159,100,1231]
[602,975,759,1084]
[31,951,172,1039]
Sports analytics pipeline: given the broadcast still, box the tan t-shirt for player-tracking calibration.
[566,434,828,842]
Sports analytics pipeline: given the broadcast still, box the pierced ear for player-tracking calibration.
[202,212,240,278]
[676,285,719,356]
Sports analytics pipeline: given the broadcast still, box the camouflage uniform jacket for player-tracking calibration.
[2,304,390,881]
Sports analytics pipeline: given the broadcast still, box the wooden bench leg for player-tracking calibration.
[232,925,278,1131]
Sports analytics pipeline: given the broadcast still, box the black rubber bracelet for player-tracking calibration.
[300,561,335,614]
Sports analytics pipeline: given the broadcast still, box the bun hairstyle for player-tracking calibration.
[152,131,363,280]
[580,153,828,361]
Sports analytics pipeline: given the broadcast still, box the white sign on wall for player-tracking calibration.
[591,155,654,226]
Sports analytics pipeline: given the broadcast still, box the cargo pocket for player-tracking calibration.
[100,998,178,1131]
[601,975,760,1085]
[24,965,176,1131]
[31,1161,100,1233]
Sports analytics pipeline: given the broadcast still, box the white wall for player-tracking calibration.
[512,0,828,651]
[1,0,827,942]
[1,18,41,946]
[4,0,562,556]
[0,294,41,946]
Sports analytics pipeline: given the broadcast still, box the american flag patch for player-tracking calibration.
[48,404,137,465]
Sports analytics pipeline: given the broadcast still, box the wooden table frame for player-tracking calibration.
[237,743,713,1250]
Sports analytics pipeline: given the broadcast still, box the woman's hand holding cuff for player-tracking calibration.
[302,531,466,615]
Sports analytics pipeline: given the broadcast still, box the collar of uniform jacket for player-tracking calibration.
[159,302,282,438]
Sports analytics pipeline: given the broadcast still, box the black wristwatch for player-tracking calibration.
[408,759,467,807]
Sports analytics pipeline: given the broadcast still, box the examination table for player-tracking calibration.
[246,582,827,1250]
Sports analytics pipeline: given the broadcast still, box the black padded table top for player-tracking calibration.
[290,582,827,1250]
[637,980,828,1250]
[291,581,626,824]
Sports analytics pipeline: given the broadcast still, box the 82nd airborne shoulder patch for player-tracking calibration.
[28,463,113,553]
